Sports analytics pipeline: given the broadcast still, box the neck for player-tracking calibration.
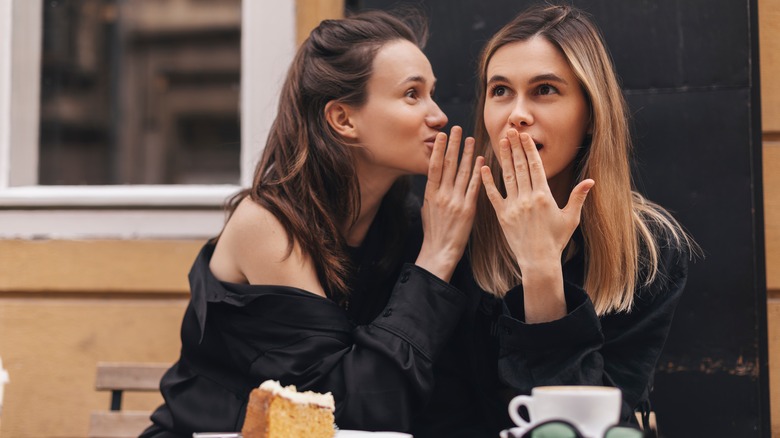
[548,165,576,209]
[343,164,399,247]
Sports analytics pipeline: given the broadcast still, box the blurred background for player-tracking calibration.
[38,0,241,186]
[0,0,777,436]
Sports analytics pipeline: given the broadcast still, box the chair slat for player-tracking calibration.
[95,362,169,391]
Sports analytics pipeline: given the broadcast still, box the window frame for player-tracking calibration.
[0,0,296,238]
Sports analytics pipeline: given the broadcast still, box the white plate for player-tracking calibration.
[336,431,412,437]
[193,432,412,438]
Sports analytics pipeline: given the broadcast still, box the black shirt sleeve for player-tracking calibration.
[142,246,466,437]
[299,263,468,430]
[496,245,688,421]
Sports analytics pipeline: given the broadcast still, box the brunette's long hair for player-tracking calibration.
[226,11,428,301]
[470,5,696,315]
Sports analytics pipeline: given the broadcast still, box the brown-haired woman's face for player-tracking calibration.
[483,37,590,191]
[349,39,448,178]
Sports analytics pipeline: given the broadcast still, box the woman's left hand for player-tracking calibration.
[416,126,483,282]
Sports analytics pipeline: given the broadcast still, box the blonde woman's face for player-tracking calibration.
[483,37,590,192]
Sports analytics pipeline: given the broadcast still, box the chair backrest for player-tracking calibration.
[88,362,169,438]
[635,410,659,436]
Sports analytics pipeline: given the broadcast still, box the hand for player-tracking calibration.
[481,129,593,269]
[416,126,483,282]
[481,129,593,322]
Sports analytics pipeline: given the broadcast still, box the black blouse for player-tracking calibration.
[140,205,468,437]
[412,232,689,438]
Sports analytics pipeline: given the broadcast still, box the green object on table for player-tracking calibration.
[528,422,580,437]
[520,420,644,438]
[603,426,644,438]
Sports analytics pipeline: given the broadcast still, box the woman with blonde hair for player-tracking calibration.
[413,4,695,437]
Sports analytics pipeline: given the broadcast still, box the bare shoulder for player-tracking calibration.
[209,197,326,297]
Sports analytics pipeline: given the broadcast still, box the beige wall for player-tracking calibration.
[0,241,197,437]
[761,0,780,436]
[761,0,780,135]
[0,295,187,437]
[296,0,344,44]
[766,145,780,438]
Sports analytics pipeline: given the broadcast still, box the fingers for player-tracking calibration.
[429,126,479,196]
[562,179,595,219]
[454,136,476,193]
[481,165,505,209]
[498,138,518,198]
[465,156,484,202]
[517,131,548,190]
[507,129,531,194]
[441,126,462,184]
[426,131,448,190]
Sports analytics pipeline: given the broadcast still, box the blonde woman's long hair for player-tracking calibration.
[470,4,695,315]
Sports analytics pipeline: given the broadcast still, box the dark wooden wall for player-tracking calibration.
[350,0,770,436]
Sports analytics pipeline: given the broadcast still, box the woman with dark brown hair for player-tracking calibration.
[141,10,481,437]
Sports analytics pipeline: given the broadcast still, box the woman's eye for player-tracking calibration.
[405,89,418,100]
[538,84,559,95]
[490,85,508,97]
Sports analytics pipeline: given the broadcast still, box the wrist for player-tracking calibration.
[512,242,562,271]
[517,259,563,279]
[415,246,460,283]
[520,265,566,324]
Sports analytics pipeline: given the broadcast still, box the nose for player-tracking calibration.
[426,101,448,130]
[508,98,533,128]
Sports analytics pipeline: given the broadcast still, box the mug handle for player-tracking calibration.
[508,395,534,428]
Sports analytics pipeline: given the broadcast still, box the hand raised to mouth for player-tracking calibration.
[480,128,594,323]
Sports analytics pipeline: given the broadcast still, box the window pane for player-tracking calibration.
[38,0,241,185]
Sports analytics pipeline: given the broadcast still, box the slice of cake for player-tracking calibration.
[241,380,335,438]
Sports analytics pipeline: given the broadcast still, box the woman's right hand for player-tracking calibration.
[480,130,593,322]
[416,126,483,282]
[481,130,592,271]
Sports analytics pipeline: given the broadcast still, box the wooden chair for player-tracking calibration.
[88,362,170,438]
[635,410,659,437]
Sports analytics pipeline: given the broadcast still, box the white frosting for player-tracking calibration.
[259,380,335,410]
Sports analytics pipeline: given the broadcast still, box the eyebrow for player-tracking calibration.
[487,73,569,86]
[530,73,568,85]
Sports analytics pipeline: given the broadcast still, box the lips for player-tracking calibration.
[424,135,438,148]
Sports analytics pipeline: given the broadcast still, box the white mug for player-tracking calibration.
[508,386,621,438]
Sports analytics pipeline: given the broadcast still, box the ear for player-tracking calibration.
[325,101,358,140]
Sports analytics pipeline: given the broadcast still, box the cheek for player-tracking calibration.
[562,107,590,144]
[484,104,500,125]
[573,99,591,135]
[483,107,503,146]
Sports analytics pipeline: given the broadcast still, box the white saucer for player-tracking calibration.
[336,431,412,437]
[500,423,542,438]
